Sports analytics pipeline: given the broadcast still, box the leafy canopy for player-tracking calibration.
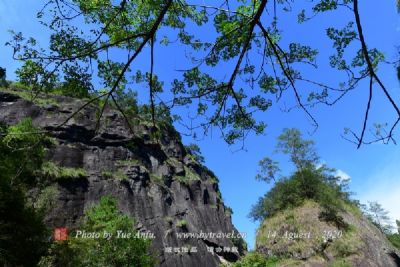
[6,0,400,146]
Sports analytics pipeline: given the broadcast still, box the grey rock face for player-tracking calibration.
[255,201,400,267]
[0,90,242,267]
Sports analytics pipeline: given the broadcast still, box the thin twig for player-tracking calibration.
[357,75,373,148]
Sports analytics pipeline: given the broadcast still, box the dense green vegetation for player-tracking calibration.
[38,196,156,267]
[0,119,49,266]
[222,252,280,267]
[388,232,400,250]
[249,128,352,227]
[390,220,400,249]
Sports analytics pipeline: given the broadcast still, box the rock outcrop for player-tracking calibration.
[255,201,400,266]
[0,89,243,267]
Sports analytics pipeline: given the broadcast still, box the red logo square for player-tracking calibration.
[54,227,68,241]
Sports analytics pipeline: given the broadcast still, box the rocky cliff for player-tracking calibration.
[255,201,400,266]
[0,89,243,267]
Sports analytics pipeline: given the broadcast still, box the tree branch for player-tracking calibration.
[149,36,156,127]
[353,0,400,117]
[258,22,318,128]
[357,75,373,148]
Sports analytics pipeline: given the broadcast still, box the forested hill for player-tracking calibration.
[0,87,245,267]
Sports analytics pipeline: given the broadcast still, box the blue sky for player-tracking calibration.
[1,1,400,250]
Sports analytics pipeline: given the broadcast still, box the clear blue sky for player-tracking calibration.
[1,1,399,250]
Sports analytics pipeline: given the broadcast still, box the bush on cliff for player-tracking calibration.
[38,196,156,267]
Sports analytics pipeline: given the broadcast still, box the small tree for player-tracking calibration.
[59,63,93,98]
[255,157,280,184]
[276,128,319,170]
[39,196,156,267]
[15,60,58,95]
[365,202,393,234]
[185,143,205,164]
[0,67,7,87]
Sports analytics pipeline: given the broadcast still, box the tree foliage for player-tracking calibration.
[6,0,400,146]
[387,219,400,249]
[58,63,93,98]
[0,119,49,267]
[363,201,393,234]
[185,143,205,164]
[255,157,280,183]
[38,196,156,267]
[276,128,319,170]
[249,128,351,226]
[15,59,58,95]
[221,252,279,267]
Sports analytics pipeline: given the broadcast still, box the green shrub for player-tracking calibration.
[184,143,205,164]
[1,86,60,107]
[38,196,156,267]
[116,159,141,166]
[115,170,128,181]
[250,166,349,225]
[15,60,58,94]
[149,173,163,185]
[176,219,188,228]
[8,81,31,90]
[328,228,361,258]
[101,170,129,181]
[387,233,400,249]
[39,161,87,180]
[230,235,247,254]
[57,63,92,98]
[1,118,46,183]
[101,170,114,178]
[34,185,59,213]
[175,166,200,183]
[221,253,280,267]
[0,119,49,266]
[225,206,234,216]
